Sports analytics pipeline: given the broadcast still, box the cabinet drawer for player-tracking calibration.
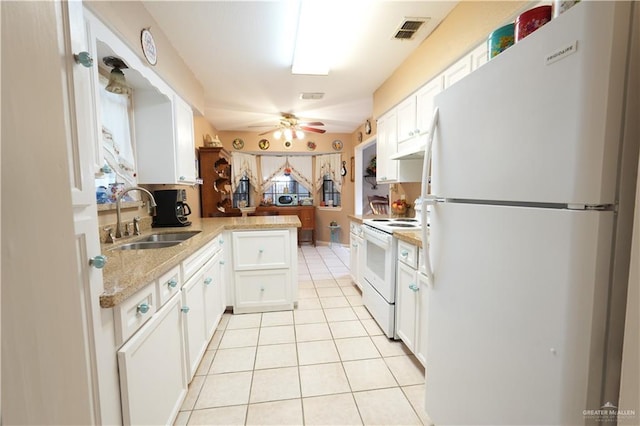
[156,265,181,307]
[115,285,157,346]
[182,236,220,281]
[232,230,289,270]
[234,269,291,313]
[397,240,418,269]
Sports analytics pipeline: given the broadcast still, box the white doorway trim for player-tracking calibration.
[354,136,376,215]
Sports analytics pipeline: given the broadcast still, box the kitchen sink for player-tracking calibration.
[111,231,201,250]
[137,231,201,242]
[114,241,182,250]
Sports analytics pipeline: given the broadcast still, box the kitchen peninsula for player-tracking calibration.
[101,215,301,308]
[99,215,300,425]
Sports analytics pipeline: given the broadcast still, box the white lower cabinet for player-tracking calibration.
[182,268,208,380]
[395,240,428,367]
[349,221,364,290]
[115,233,226,424]
[396,261,418,352]
[182,246,225,380]
[231,229,296,313]
[117,293,187,425]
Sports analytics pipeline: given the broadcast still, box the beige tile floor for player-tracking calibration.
[174,245,428,426]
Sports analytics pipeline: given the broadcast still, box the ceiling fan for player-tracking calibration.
[255,113,326,140]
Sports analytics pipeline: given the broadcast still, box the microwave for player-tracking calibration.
[275,194,298,206]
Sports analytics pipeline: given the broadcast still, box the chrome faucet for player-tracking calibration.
[115,187,157,238]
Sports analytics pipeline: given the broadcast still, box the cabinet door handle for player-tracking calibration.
[73,51,93,68]
[415,128,420,134]
[167,279,178,288]
[260,286,265,292]
[181,306,190,313]
[137,303,150,314]
[219,260,225,265]
[179,176,186,181]
[258,248,264,253]
[408,131,414,137]
[409,284,419,292]
[219,239,224,244]
[401,250,409,257]
[204,277,213,285]
[89,255,107,269]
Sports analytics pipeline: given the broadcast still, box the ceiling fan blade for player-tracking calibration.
[297,121,324,126]
[300,126,326,134]
[259,129,275,136]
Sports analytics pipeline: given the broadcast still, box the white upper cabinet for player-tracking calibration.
[134,92,197,185]
[376,110,398,183]
[443,54,472,89]
[173,95,197,183]
[470,43,489,71]
[415,76,444,137]
[396,96,417,144]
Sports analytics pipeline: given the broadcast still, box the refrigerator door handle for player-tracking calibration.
[420,107,439,285]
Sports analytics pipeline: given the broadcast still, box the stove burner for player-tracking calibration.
[371,219,391,222]
[388,223,418,228]
[395,218,418,223]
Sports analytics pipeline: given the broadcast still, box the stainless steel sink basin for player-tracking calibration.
[114,241,182,250]
[137,231,201,243]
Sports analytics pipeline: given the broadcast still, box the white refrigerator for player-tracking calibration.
[420,2,639,425]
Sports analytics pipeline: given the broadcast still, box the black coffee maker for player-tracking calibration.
[152,189,192,227]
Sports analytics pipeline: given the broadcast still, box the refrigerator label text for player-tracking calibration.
[546,41,578,65]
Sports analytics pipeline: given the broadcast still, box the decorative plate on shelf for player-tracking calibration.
[232,138,244,150]
[364,119,372,135]
[307,140,317,151]
[140,28,157,66]
[258,139,270,150]
[332,140,343,151]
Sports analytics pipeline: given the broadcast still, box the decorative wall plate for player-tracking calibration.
[364,120,372,135]
[357,131,363,142]
[140,28,157,66]
[232,138,244,150]
[307,140,317,151]
[258,139,270,150]
[332,140,343,151]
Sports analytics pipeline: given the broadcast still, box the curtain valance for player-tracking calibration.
[314,153,342,193]
[231,152,259,191]
[260,155,313,193]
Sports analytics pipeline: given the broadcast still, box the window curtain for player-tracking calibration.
[99,75,136,187]
[231,152,259,191]
[314,153,342,193]
[260,156,313,193]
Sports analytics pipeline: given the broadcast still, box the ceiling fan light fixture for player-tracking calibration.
[295,129,305,139]
[274,129,283,139]
[284,128,293,140]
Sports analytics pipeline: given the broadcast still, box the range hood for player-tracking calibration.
[390,135,427,160]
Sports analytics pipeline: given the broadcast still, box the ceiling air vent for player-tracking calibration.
[393,17,429,40]
[300,92,325,100]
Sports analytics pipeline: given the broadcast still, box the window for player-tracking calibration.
[233,175,251,208]
[262,173,311,204]
[322,176,341,207]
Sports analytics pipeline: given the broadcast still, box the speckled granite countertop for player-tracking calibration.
[100,216,301,308]
[393,230,423,248]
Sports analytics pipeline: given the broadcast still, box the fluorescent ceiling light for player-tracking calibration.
[291,0,331,75]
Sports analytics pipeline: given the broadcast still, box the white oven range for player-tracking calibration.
[361,217,422,338]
